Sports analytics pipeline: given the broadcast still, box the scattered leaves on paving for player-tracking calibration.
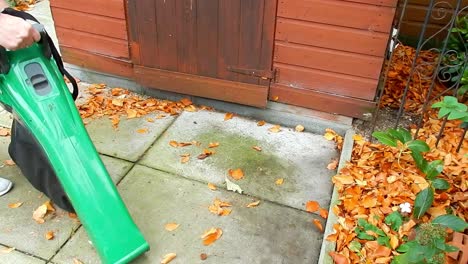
[312,219,324,232]
[224,112,234,121]
[209,198,232,216]
[198,149,215,160]
[3,159,15,166]
[45,231,54,240]
[164,223,180,232]
[268,125,281,133]
[207,183,217,191]
[0,127,10,136]
[228,168,244,180]
[275,178,284,185]
[161,253,177,264]
[327,159,338,170]
[225,178,243,194]
[201,228,223,246]
[8,202,23,209]
[252,146,262,152]
[246,201,261,208]
[295,125,305,132]
[305,201,320,213]
[257,120,266,126]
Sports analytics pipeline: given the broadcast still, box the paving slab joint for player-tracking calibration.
[318,129,355,264]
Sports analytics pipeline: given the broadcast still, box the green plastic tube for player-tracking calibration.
[0,40,149,263]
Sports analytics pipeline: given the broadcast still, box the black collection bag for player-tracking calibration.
[2,8,79,212]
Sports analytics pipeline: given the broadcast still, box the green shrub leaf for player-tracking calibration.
[385,211,403,231]
[413,187,434,219]
[372,131,398,147]
[407,140,430,153]
[432,214,468,232]
[424,160,444,180]
[432,178,450,190]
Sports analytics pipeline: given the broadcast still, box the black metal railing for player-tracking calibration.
[371,0,467,152]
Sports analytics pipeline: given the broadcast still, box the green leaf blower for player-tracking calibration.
[0,10,149,264]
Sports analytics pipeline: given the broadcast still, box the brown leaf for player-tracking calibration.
[332,175,354,185]
[327,160,338,170]
[329,252,350,264]
[295,125,305,132]
[257,120,266,126]
[201,228,222,246]
[224,113,234,121]
[252,146,262,151]
[324,131,336,141]
[181,156,190,164]
[146,117,155,123]
[0,127,10,136]
[73,258,84,264]
[1,247,15,254]
[111,99,124,106]
[126,109,138,119]
[8,202,23,209]
[306,201,320,213]
[169,141,179,148]
[208,142,220,148]
[68,212,78,219]
[246,200,261,208]
[268,125,281,133]
[45,231,54,240]
[275,178,284,185]
[228,168,244,180]
[136,128,148,134]
[272,95,279,101]
[3,159,15,166]
[319,208,328,219]
[44,201,55,212]
[165,223,180,232]
[207,183,217,191]
[32,204,48,224]
[180,98,193,106]
[161,253,177,264]
[313,219,324,232]
[200,253,208,260]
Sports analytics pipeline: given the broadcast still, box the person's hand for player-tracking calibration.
[0,13,40,50]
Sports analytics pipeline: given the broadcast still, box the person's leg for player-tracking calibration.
[8,119,74,212]
[0,177,12,196]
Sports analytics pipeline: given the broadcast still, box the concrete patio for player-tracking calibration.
[0,83,344,264]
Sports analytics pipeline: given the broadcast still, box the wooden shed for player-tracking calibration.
[50,0,398,118]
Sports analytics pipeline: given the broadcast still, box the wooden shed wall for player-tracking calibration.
[50,0,133,78]
[400,0,468,41]
[271,0,397,117]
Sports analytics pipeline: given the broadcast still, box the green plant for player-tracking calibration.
[372,128,447,218]
[392,214,468,264]
[432,95,468,128]
[355,218,391,248]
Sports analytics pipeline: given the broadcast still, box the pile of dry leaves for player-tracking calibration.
[327,111,467,263]
[77,84,211,128]
[381,45,447,113]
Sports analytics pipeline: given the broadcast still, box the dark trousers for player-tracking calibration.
[8,119,74,212]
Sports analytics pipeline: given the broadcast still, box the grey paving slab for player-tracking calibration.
[52,165,324,264]
[0,245,45,264]
[0,137,133,260]
[140,111,338,211]
[85,114,176,162]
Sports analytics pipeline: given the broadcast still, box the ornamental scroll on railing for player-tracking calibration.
[371,0,467,153]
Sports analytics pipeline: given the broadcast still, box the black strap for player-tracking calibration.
[1,8,79,100]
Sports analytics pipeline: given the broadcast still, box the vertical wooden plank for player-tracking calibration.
[196,0,219,78]
[126,0,141,65]
[137,0,159,68]
[175,0,198,74]
[238,0,265,84]
[259,0,278,86]
[156,0,178,71]
[217,0,241,82]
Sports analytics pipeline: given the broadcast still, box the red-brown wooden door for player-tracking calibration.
[127,0,277,107]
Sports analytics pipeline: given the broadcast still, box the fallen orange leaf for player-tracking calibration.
[252,146,262,151]
[164,223,180,231]
[32,204,48,224]
[313,219,324,232]
[224,113,234,121]
[353,134,364,142]
[229,169,244,180]
[275,178,284,185]
[180,98,192,106]
[329,252,350,264]
[295,125,305,132]
[327,160,338,170]
[8,202,23,209]
[181,155,190,164]
[323,131,336,141]
[45,231,54,240]
[257,120,266,126]
[161,253,177,264]
[306,201,320,213]
[169,141,179,147]
[268,125,281,133]
[200,253,208,260]
[201,228,223,246]
[207,183,217,191]
[208,142,220,148]
[73,258,84,264]
[136,128,148,134]
[246,200,261,208]
[319,208,328,219]
[0,127,10,136]
[1,247,15,254]
[3,159,15,166]
[272,95,279,101]
[126,109,138,119]
[146,117,155,123]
